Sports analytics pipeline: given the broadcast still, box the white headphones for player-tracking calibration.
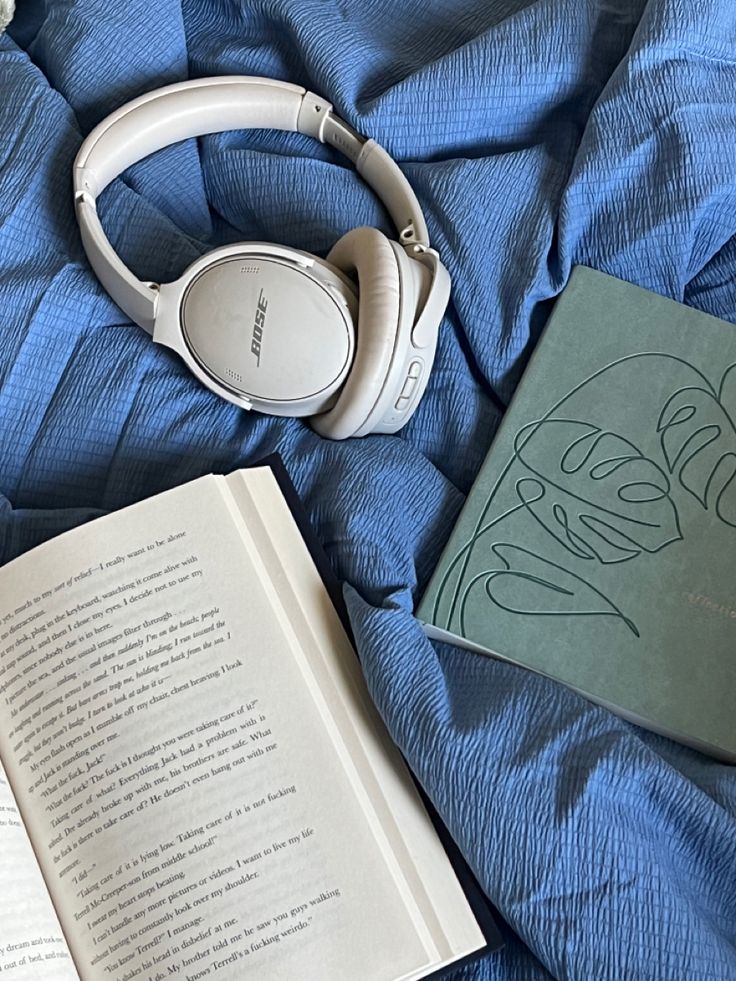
[73,76,450,439]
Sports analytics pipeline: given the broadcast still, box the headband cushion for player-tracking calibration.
[310,226,401,440]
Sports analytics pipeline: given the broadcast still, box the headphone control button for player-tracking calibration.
[394,395,411,412]
[398,360,424,402]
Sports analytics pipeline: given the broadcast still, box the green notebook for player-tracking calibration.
[417,266,736,762]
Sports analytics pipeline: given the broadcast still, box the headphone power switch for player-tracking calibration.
[399,377,416,401]
[398,360,423,401]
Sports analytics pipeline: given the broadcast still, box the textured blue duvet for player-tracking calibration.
[2,2,736,978]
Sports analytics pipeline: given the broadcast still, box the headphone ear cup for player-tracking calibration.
[309,226,402,440]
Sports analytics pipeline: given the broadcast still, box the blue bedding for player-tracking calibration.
[2,1,736,977]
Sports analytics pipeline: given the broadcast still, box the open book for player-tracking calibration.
[0,464,490,980]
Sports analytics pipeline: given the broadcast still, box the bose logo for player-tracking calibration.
[250,289,268,365]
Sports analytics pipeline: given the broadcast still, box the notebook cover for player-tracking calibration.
[417,266,736,763]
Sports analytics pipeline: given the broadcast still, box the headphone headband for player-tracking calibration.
[74,76,431,333]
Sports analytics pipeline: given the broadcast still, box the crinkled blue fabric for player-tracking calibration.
[2,2,736,978]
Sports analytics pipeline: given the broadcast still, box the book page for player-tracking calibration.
[0,760,77,979]
[0,475,440,981]
[224,470,487,973]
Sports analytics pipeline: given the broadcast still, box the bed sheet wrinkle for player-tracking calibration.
[97,370,257,512]
[201,141,368,253]
[110,140,215,245]
[0,495,104,565]
[97,183,209,286]
[0,259,65,392]
[13,326,144,509]
[14,0,189,131]
[2,1,736,978]
[0,265,92,495]
[0,104,76,240]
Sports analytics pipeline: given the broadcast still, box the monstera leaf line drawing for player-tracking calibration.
[458,543,640,637]
[432,354,736,639]
[657,376,736,527]
[433,418,679,630]
[513,419,682,564]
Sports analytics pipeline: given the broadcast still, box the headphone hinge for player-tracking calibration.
[73,166,100,200]
[402,237,426,256]
[297,90,333,142]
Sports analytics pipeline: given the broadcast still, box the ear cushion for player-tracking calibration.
[309,226,402,440]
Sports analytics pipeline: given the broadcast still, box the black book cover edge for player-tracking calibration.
[244,453,504,974]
